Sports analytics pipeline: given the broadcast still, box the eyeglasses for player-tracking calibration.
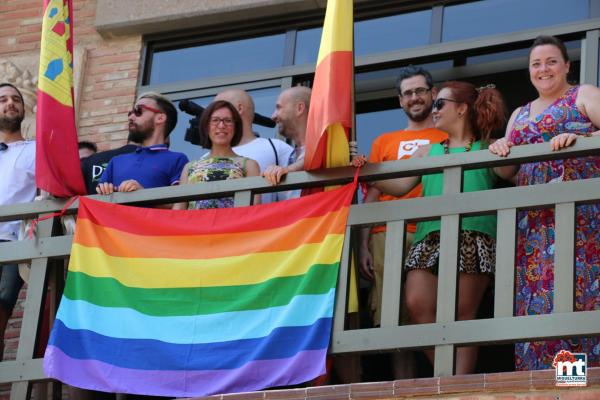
[432,98,461,111]
[399,87,431,98]
[128,104,163,117]
[209,117,234,126]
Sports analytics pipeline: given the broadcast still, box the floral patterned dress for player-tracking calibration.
[509,86,600,370]
[186,156,248,209]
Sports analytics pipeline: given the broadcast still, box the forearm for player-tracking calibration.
[285,159,304,173]
[373,175,420,197]
[493,165,519,180]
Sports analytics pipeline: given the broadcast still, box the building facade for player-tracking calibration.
[1,0,599,397]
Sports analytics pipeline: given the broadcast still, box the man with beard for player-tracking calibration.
[0,83,36,360]
[96,92,188,196]
[358,66,447,378]
[262,86,311,196]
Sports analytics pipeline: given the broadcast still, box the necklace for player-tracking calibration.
[442,137,475,154]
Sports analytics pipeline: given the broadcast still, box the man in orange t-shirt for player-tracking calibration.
[359,66,446,379]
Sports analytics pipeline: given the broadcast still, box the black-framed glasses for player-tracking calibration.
[432,98,461,111]
[128,104,163,117]
[209,117,234,126]
[399,87,431,98]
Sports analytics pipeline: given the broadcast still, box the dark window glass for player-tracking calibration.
[149,34,286,85]
[442,0,589,42]
[169,87,281,161]
[356,60,453,82]
[466,40,580,65]
[295,9,431,65]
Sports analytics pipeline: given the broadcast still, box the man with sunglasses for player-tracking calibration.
[358,66,447,379]
[96,92,188,196]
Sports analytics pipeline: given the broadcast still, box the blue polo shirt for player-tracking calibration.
[99,144,189,189]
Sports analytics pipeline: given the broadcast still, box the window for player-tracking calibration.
[149,34,286,85]
[442,0,589,42]
[294,9,431,65]
[143,1,598,166]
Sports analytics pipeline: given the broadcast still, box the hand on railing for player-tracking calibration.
[550,133,578,151]
[488,138,514,157]
[96,180,144,195]
[351,155,367,168]
[262,165,289,186]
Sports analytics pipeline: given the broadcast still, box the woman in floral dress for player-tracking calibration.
[490,35,600,370]
[174,100,260,210]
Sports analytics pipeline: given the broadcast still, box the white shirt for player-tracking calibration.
[0,140,36,241]
[233,137,293,203]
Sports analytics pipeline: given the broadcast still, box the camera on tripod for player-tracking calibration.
[179,99,277,146]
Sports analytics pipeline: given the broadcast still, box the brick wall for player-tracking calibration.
[0,0,141,148]
[0,0,141,397]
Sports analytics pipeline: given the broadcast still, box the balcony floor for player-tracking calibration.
[187,368,600,400]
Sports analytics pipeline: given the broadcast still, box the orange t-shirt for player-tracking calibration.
[368,128,448,234]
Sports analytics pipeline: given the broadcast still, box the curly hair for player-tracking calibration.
[441,81,506,143]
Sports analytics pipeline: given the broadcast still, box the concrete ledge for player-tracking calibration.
[94,0,325,37]
[186,367,600,399]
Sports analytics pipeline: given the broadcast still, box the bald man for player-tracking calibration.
[214,89,293,203]
[263,86,311,190]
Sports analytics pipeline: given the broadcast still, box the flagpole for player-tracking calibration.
[349,0,357,160]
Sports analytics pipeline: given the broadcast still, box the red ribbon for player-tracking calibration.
[28,196,79,239]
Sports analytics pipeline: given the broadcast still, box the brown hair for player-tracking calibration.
[198,100,243,149]
[529,35,569,63]
[0,83,24,104]
[137,92,178,136]
[441,81,506,142]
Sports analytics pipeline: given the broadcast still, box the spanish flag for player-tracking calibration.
[44,183,355,397]
[36,0,86,197]
[303,0,353,171]
[302,0,358,316]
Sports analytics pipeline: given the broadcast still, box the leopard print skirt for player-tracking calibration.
[404,230,495,275]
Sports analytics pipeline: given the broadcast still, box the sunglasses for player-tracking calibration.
[432,98,462,111]
[128,104,163,117]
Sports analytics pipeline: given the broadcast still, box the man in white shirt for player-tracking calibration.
[0,83,36,360]
[214,89,293,203]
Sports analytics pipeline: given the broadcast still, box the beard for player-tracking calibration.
[0,113,24,133]
[275,120,293,140]
[405,104,432,123]
[128,124,152,144]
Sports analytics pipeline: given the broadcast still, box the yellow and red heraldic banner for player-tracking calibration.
[36,0,86,197]
[303,0,353,172]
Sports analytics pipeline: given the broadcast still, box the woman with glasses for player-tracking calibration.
[174,100,260,210]
[373,81,506,375]
[489,35,600,371]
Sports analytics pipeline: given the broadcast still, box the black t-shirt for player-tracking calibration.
[80,144,138,195]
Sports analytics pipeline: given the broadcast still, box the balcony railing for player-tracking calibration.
[1,137,600,399]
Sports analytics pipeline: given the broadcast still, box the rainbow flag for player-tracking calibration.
[303,0,353,171]
[43,182,355,397]
[36,0,86,197]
